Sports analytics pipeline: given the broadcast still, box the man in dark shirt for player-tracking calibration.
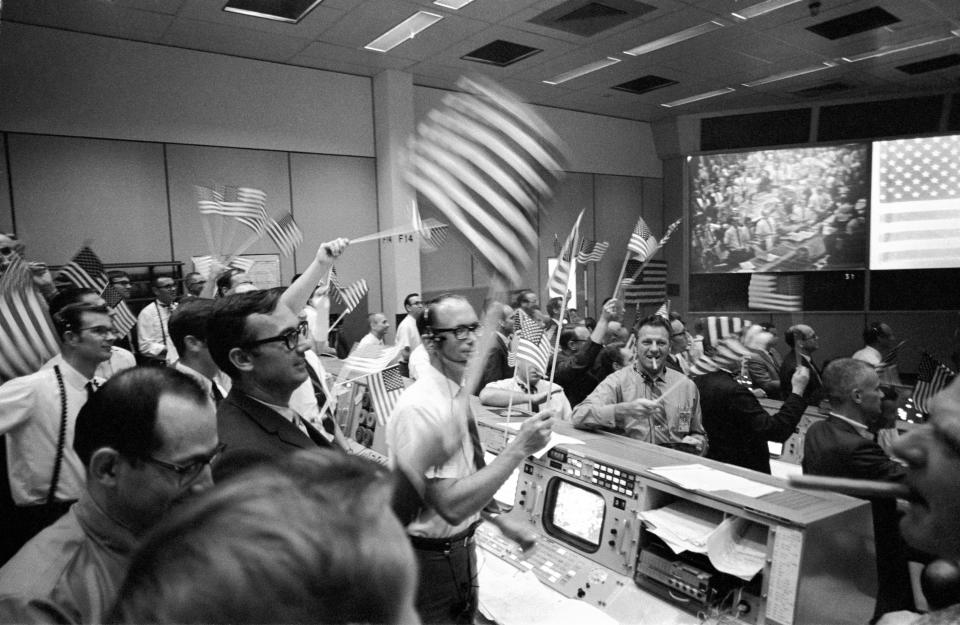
[554,298,617,408]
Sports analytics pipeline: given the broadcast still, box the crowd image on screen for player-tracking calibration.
[690,144,869,273]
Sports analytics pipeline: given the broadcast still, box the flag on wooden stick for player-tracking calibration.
[405,75,568,286]
[513,310,551,375]
[0,256,60,383]
[58,246,136,338]
[367,364,406,426]
[195,185,268,235]
[547,210,584,297]
[332,279,368,313]
[913,352,955,414]
[577,239,609,264]
[627,216,658,262]
[265,212,303,257]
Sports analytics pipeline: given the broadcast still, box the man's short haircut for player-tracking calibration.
[107,270,129,282]
[152,275,173,288]
[823,358,874,406]
[48,286,99,316]
[169,299,216,356]
[514,289,534,308]
[559,325,581,350]
[52,303,110,340]
[403,292,420,308]
[112,451,415,625]
[635,314,672,335]
[215,268,244,296]
[595,342,628,380]
[546,296,562,317]
[206,288,285,380]
[73,367,208,468]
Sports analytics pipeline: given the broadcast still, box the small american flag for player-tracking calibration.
[101,284,137,338]
[627,216,659,262]
[265,213,303,257]
[228,256,256,273]
[341,343,403,378]
[547,211,583,298]
[0,256,60,383]
[367,364,406,426]
[622,259,667,305]
[577,239,609,264]
[333,279,368,313]
[655,300,670,319]
[410,201,449,252]
[513,310,551,375]
[195,185,268,235]
[748,274,803,312]
[701,316,751,353]
[58,247,109,292]
[912,352,955,414]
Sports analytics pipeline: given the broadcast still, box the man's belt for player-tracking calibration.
[409,520,481,552]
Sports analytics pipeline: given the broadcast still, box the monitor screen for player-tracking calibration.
[485,451,520,510]
[690,143,869,273]
[543,478,605,553]
[870,134,960,270]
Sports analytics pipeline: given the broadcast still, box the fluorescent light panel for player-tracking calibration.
[731,0,803,20]
[365,11,444,53]
[623,20,725,56]
[434,0,474,8]
[661,87,735,108]
[742,61,837,87]
[222,0,325,23]
[842,34,957,63]
[543,57,621,85]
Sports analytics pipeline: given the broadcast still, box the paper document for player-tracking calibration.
[706,516,768,581]
[503,422,584,458]
[649,463,783,498]
[638,501,723,554]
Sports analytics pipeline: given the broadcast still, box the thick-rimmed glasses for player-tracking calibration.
[241,321,309,351]
[143,442,226,485]
[431,322,480,340]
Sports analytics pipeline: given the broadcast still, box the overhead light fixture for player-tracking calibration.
[841,34,958,63]
[742,61,837,86]
[365,11,444,53]
[222,0,325,23]
[731,0,803,21]
[661,87,735,108]
[434,0,474,8]
[543,57,621,85]
[623,20,725,56]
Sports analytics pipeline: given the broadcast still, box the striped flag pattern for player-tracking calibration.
[748,274,803,312]
[700,316,752,353]
[340,343,403,378]
[513,310,551,375]
[58,247,136,339]
[577,239,609,264]
[688,337,753,377]
[228,256,256,273]
[871,136,960,270]
[367,364,406,426]
[332,279,368,313]
[265,213,303,257]
[405,75,567,286]
[627,216,658,262]
[912,352,955,414]
[0,256,60,383]
[411,202,450,252]
[622,259,667,305]
[547,211,584,297]
[195,185,268,235]
[101,284,137,337]
[655,300,670,319]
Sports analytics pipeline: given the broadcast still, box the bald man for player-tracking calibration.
[357,313,390,349]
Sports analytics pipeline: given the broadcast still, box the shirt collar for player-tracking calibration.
[828,412,873,440]
[247,395,298,424]
[57,358,104,390]
[75,491,140,553]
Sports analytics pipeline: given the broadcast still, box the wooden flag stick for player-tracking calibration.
[328,309,350,332]
[612,254,630,302]
[350,223,425,245]
[788,475,911,500]
[547,259,577,389]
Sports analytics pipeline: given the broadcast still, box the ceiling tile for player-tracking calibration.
[161,18,314,62]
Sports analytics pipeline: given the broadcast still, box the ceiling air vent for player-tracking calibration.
[612,75,677,95]
[897,54,960,75]
[790,81,854,98]
[806,7,899,40]
[461,40,542,67]
[529,0,656,37]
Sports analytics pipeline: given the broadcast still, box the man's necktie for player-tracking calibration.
[641,373,667,443]
[304,362,337,436]
[85,380,99,403]
[210,382,224,407]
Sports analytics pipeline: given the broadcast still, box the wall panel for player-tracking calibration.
[594,175,645,312]
[7,134,169,265]
[539,173,594,310]
[0,134,12,234]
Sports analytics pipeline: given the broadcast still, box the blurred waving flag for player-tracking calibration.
[513,310,552,375]
[748,274,803,312]
[195,185,268,235]
[655,300,671,319]
[265,212,303,257]
[405,75,567,286]
[332,279,368,313]
[367,364,406,426]
[410,201,450,252]
[340,343,403,378]
[58,246,136,338]
[577,239,609,264]
[913,352,955,414]
[0,256,60,383]
[547,210,584,298]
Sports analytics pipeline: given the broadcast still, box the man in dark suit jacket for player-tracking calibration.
[477,303,514,391]
[803,358,915,623]
[779,323,825,406]
[696,356,809,474]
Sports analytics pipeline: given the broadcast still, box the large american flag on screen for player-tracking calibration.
[871,134,960,270]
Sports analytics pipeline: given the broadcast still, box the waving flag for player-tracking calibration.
[367,364,406,426]
[58,246,136,338]
[577,239,609,264]
[627,216,658,262]
[265,213,303,257]
[913,352,955,414]
[622,260,667,305]
[547,210,584,297]
[101,284,137,337]
[513,310,551,375]
[0,256,60,383]
[333,279,368,313]
[340,343,403,378]
[195,185,268,235]
[406,75,567,286]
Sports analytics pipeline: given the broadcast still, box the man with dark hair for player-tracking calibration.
[387,294,553,624]
[665,317,692,375]
[477,302,514,389]
[572,315,707,453]
[803,358,915,622]
[106,271,131,300]
[854,322,902,385]
[396,293,423,377]
[215,268,255,297]
[746,322,783,398]
[111,451,418,625]
[180,271,206,302]
[779,323,824,406]
[554,298,618,407]
[206,238,348,466]
[136,275,179,365]
[0,367,219,624]
[169,299,230,407]
[0,303,115,561]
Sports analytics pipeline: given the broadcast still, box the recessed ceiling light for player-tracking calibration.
[841,34,957,62]
[543,57,621,85]
[434,0,474,8]
[623,20,726,57]
[661,87,735,108]
[365,11,444,53]
[742,61,837,87]
[731,0,803,21]
[223,0,325,24]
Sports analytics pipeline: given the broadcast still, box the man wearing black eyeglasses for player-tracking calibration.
[205,239,350,469]
[0,367,219,624]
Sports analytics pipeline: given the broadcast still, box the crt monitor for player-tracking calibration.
[542,477,606,554]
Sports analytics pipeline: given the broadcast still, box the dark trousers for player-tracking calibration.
[411,537,479,624]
